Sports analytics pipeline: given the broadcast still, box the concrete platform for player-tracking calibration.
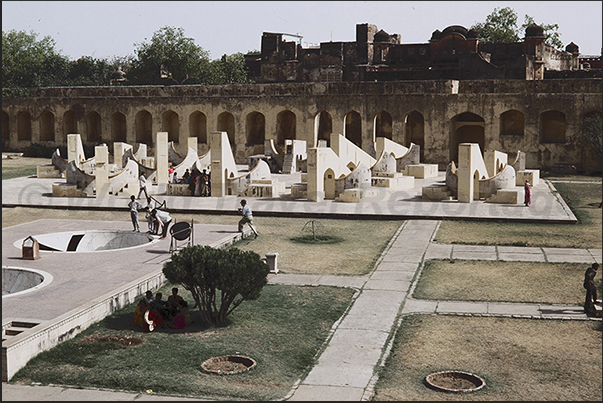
[1,173,578,223]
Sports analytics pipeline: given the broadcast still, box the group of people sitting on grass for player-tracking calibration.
[132,287,192,332]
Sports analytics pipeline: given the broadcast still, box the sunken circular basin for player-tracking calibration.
[13,230,155,253]
[425,370,485,393]
[201,355,256,375]
[2,266,53,297]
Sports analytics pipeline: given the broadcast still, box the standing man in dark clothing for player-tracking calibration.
[583,263,599,316]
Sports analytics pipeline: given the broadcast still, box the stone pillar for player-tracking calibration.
[211,131,226,197]
[457,143,476,203]
[306,148,324,202]
[94,144,109,198]
[67,134,85,165]
[187,136,198,154]
[113,142,132,169]
[155,132,169,192]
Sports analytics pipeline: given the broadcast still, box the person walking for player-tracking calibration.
[128,195,143,232]
[524,180,532,207]
[151,208,173,239]
[584,263,599,315]
[238,199,258,238]
[137,172,149,200]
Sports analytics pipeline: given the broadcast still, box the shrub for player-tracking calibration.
[23,143,64,158]
[163,245,270,326]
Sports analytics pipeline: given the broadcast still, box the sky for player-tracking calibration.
[2,1,602,61]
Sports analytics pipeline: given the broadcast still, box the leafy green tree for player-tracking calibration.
[471,7,520,43]
[472,7,563,49]
[2,29,70,91]
[163,245,270,326]
[66,56,114,86]
[127,26,211,85]
[208,53,253,85]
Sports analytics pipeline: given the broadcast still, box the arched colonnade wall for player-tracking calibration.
[2,79,601,170]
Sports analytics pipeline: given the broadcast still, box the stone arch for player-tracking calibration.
[111,112,127,143]
[39,111,55,142]
[86,111,102,143]
[162,110,179,143]
[135,110,153,145]
[373,110,392,142]
[450,112,485,162]
[344,110,362,148]
[2,111,9,147]
[217,111,236,151]
[17,111,32,141]
[499,109,524,137]
[315,110,332,147]
[276,110,296,146]
[63,110,78,139]
[405,111,425,160]
[245,111,265,147]
[539,110,566,143]
[189,111,207,144]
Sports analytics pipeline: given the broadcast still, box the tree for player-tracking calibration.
[471,7,520,43]
[127,26,211,85]
[471,7,563,49]
[162,245,270,326]
[66,56,114,86]
[579,113,603,158]
[2,29,70,91]
[208,53,253,85]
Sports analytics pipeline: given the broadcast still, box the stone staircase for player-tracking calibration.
[282,153,294,174]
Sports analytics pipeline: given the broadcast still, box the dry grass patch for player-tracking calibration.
[1,207,401,276]
[414,260,598,305]
[373,315,602,401]
[435,181,602,249]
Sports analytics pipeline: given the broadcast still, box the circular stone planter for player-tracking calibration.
[425,370,485,393]
[201,355,256,375]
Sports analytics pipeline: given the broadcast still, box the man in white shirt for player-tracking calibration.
[137,172,149,199]
[128,195,143,232]
[237,199,258,238]
[151,208,172,239]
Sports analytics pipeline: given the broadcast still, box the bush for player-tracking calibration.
[23,143,66,158]
[163,245,270,326]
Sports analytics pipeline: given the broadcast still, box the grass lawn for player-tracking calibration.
[1,156,50,180]
[414,260,602,305]
[435,181,602,249]
[372,315,602,401]
[1,207,402,276]
[10,283,356,401]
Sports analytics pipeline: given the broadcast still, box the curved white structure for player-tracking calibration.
[13,231,156,253]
